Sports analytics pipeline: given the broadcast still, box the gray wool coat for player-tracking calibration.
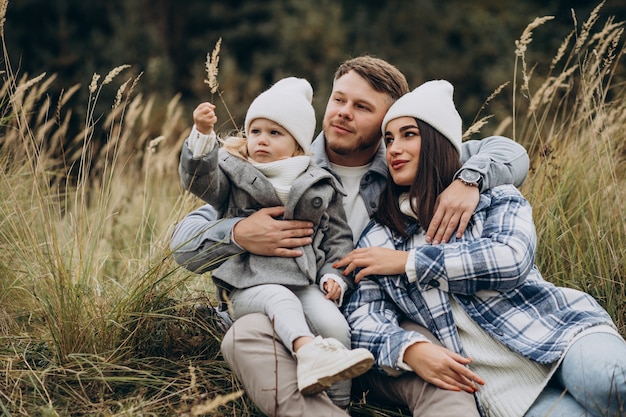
[179,140,355,295]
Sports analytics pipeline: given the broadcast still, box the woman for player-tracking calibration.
[336,80,626,416]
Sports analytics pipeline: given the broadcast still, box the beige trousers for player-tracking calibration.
[221,313,480,417]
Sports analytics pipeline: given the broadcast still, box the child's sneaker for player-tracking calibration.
[296,336,374,396]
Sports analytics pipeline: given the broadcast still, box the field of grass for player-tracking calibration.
[1,1,624,416]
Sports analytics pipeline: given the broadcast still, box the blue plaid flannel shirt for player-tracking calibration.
[343,184,615,374]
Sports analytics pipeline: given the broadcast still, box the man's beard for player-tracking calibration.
[325,125,381,156]
[327,134,380,155]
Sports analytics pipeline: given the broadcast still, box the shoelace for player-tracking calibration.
[314,338,342,352]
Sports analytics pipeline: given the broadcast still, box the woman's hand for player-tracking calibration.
[404,341,485,393]
[334,247,408,283]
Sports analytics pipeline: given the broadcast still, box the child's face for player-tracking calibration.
[247,118,299,163]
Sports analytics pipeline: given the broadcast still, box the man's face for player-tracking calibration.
[322,71,392,167]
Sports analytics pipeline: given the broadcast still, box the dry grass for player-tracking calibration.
[1,6,250,414]
[0,1,625,416]
[465,2,626,339]
[510,2,626,334]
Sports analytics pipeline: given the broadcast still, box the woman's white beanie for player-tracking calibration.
[381,80,462,155]
[244,77,316,153]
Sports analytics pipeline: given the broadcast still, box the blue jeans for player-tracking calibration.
[525,332,626,417]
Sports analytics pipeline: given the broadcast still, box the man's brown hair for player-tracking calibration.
[334,55,409,103]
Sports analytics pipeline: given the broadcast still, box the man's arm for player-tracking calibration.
[426,136,529,244]
[459,135,530,191]
[170,204,245,273]
[170,205,317,273]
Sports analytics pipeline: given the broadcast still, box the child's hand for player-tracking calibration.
[193,102,217,134]
[323,278,341,301]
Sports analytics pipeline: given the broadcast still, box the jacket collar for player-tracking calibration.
[310,131,389,181]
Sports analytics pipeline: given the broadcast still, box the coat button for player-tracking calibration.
[311,197,323,208]
[428,279,440,288]
[216,232,225,240]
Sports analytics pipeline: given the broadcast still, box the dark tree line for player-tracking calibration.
[4,0,625,140]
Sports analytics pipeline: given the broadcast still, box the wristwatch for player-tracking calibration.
[457,169,482,188]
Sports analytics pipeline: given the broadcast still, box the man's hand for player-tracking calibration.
[334,247,408,283]
[233,207,314,257]
[426,180,479,245]
[193,102,217,134]
[403,341,485,393]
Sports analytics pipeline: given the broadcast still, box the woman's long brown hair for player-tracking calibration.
[374,119,462,238]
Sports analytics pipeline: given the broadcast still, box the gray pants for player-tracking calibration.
[220,313,479,417]
[228,284,353,406]
[228,284,350,355]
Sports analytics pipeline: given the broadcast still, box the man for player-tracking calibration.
[171,56,529,416]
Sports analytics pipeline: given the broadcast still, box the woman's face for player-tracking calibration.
[384,116,421,186]
[247,118,299,163]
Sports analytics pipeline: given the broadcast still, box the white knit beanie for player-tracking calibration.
[381,80,462,155]
[244,77,316,153]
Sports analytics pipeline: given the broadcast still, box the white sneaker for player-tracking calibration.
[296,336,374,396]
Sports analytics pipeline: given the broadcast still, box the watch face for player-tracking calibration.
[461,170,481,182]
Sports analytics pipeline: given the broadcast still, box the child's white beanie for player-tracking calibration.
[244,77,316,153]
[381,80,462,155]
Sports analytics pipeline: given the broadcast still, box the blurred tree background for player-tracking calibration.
[4,0,626,142]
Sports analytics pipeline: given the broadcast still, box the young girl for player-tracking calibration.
[178,77,373,404]
[338,80,626,416]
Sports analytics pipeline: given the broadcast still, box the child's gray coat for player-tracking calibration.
[179,141,354,295]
